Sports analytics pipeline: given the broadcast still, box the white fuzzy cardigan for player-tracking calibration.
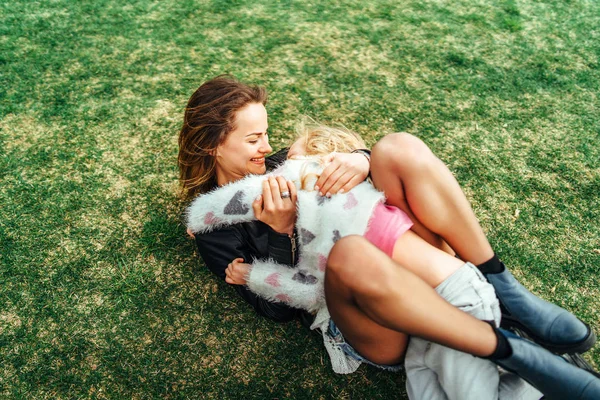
[186,158,385,373]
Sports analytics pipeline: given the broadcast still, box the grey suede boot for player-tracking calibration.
[485,265,596,354]
[491,328,600,400]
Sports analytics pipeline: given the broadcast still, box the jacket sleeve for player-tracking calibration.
[195,225,298,322]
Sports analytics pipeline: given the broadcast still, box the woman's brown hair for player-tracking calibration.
[178,75,267,199]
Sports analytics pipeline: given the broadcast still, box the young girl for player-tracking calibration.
[187,122,542,399]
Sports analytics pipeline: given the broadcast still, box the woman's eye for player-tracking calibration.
[249,140,258,144]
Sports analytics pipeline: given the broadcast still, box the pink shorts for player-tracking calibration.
[364,203,414,257]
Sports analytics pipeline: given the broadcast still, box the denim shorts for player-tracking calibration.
[326,319,404,372]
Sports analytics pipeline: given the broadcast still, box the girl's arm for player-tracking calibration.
[314,151,370,196]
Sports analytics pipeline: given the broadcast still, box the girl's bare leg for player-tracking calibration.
[369,133,596,355]
[370,133,493,265]
[391,229,465,288]
[325,236,498,365]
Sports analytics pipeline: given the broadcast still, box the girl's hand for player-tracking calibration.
[225,258,250,285]
[315,152,369,197]
[252,176,297,236]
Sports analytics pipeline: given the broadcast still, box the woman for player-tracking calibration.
[178,75,600,399]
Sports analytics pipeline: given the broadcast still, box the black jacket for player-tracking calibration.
[193,149,300,322]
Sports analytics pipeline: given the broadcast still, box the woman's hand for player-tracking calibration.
[252,176,297,236]
[314,152,369,197]
[225,258,250,285]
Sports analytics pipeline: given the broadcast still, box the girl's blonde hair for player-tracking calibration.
[293,118,367,190]
[293,118,366,157]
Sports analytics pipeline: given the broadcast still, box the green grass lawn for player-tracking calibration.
[1,0,599,398]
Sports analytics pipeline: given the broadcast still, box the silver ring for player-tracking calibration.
[280,191,291,199]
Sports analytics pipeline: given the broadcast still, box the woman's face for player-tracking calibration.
[215,102,272,185]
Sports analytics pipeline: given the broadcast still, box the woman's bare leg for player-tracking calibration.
[325,236,498,365]
[370,132,493,265]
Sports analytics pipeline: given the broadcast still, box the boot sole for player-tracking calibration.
[501,316,597,354]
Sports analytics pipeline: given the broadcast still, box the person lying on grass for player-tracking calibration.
[187,122,545,399]
[179,75,600,400]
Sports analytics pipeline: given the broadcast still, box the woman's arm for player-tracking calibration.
[268,148,370,197]
[314,151,370,196]
[195,225,299,322]
[252,176,297,237]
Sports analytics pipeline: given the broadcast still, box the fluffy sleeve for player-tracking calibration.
[246,259,324,313]
[186,174,264,233]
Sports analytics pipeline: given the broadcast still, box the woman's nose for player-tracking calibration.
[261,137,273,153]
